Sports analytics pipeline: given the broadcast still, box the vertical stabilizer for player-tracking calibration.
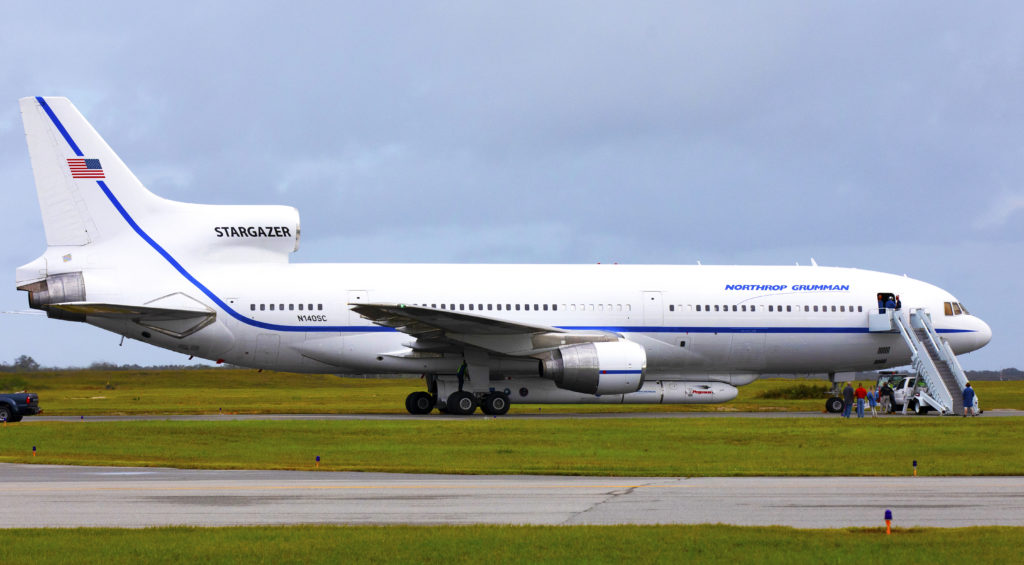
[19,96,162,246]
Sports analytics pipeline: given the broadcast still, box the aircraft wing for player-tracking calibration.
[350,303,619,356]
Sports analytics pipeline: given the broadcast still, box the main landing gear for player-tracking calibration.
[403,390,511,416]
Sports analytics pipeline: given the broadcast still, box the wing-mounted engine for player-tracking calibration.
[539,340,647,395]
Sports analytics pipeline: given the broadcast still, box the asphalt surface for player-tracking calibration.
[4,463,1023,529]
[30,409,1024,422]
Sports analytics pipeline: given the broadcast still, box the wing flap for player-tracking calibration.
[351,303,620,356]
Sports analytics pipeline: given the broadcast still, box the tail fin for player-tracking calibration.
[19,96,163,246]
[18,96,300,289]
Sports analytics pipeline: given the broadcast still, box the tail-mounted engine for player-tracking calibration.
[18,272,87,321]
[539,340,647,395]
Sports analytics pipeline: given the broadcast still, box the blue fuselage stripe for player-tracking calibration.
[36,97,84,157]
[35,97,977,338]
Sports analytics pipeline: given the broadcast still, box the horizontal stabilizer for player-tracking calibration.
[46,301,215,338]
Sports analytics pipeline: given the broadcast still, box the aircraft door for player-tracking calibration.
[254,334,280,366]
[643,291,664,326]
[729,333,766,371]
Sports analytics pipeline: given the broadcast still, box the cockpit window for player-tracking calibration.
[957,302,970,315]
[944,302,953,316]
[951,302,963,315]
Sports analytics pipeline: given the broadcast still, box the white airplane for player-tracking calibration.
[15,97,992,415]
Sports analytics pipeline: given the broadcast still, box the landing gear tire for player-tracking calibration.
[911,401,924,415]
[446,390,477,416]
[405,391,435,415]
[481,393,510,416]
[825,397,844,413]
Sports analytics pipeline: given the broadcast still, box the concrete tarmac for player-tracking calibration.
[4,463,1023,529]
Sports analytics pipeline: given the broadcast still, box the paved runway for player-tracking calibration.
[4,463,1022,529]
[30,409,1024,422]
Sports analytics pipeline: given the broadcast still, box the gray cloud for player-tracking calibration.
[1,1,1021,369]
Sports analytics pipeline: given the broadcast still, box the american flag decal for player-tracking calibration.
[67,158,104,179]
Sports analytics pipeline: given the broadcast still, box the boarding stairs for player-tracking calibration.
[879,308,974,415]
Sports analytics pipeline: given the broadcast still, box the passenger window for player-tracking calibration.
[840,306,845,312]
[741,305,746,312]
[289,304,294,311]
[308,304,314,311]
[715,305,720,312]
[669,305,675,312]
[616,304,622,312]
[813,305,818,312]
[299,304,304,311]
[317,304,323,311]
[768,305,773,312]
[858,306,863,312]
[786,305,792,312]
[553,305,558,311]
[696,305,702,312]
[944,302,953,316]
[506,304,511,310]
[536,305,541,311]
[732,305,737,312]
[488,304,493,311]
[570,304,577,311]
[469,304,474,311]
[260,304,266,311]
[270,304,275,311]
[626,305,631,311]
[544,304,549,311]
[440,304,446,309]
[831,306,836,312]
[516,304,521,311]
[250,304,255,311]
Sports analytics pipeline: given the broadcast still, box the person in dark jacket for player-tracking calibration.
[842,383,854,418]
[894,295,902,310]
[877,293,885,314]
[880,383,894,414]
[962,382,976,417]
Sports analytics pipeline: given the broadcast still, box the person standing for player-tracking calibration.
[880,382,893,414]
[842,383,854,418]
[855,383,868,418]
[867,387,878,417]
[962,382,976,417]
[894,295,903,310]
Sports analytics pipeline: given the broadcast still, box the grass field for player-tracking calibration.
[2,416,1021,475]
[3,369,1022,415]
[0,525,1021,564]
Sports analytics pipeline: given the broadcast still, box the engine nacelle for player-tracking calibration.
[540,340,646,395]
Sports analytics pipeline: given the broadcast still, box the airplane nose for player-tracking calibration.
[975,318,993,349]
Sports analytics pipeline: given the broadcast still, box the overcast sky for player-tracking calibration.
[1,2,1021,370]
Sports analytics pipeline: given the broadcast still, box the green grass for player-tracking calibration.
[0,525,1020,564]
[5,369,1023,414]
[2,417,1021,475]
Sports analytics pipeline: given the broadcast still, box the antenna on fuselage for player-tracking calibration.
[810,258,818,267]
